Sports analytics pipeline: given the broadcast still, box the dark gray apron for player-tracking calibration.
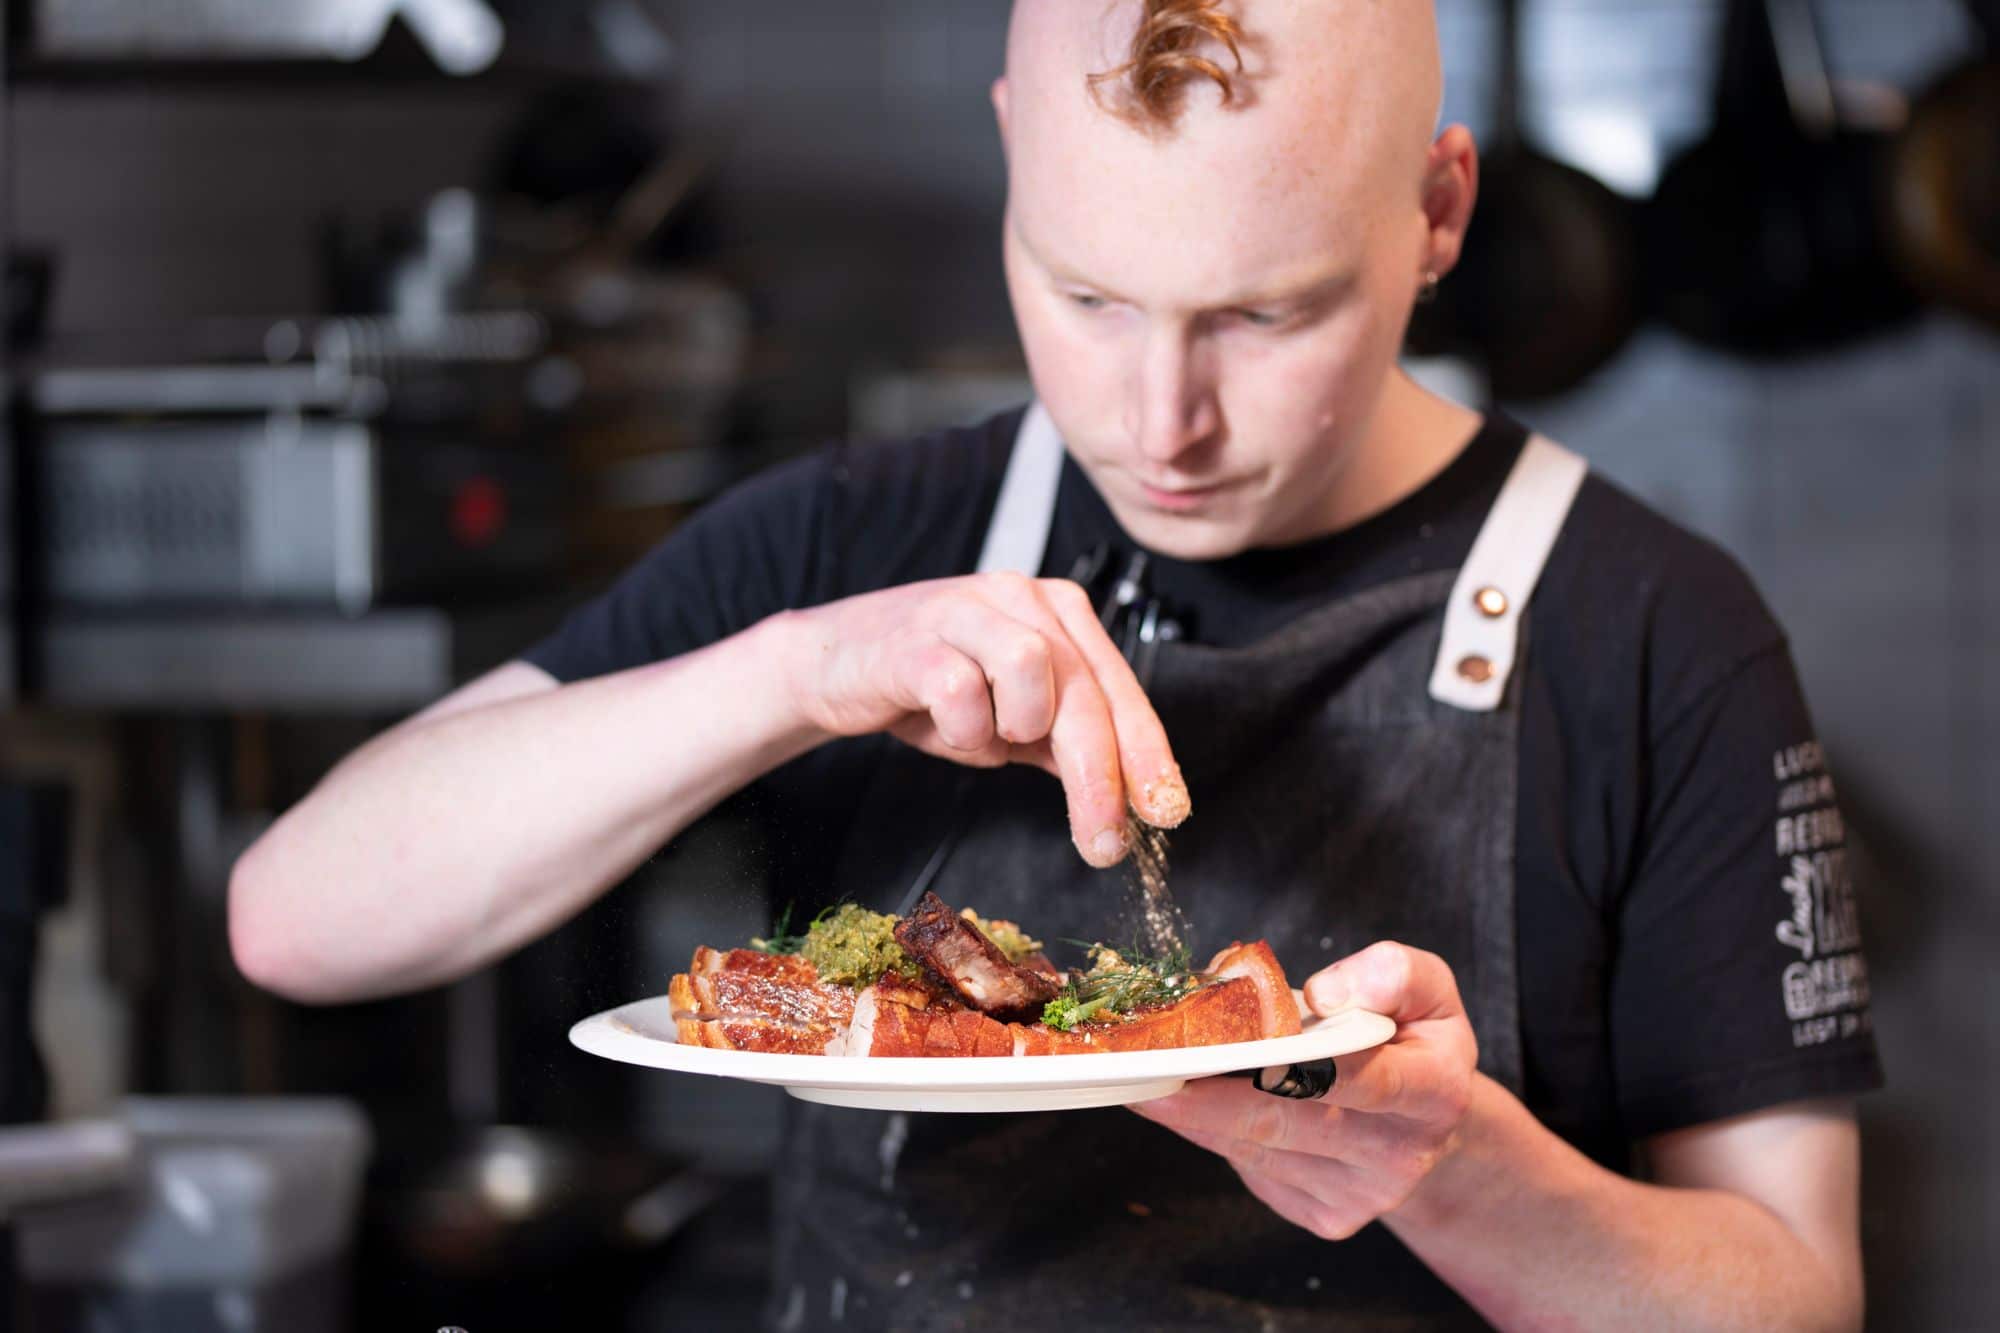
[768,407,1585,1332]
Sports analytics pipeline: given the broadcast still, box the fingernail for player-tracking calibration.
[1141,766,1192,828]
[1306,971,1349,1013]
[1090,827,1128,863]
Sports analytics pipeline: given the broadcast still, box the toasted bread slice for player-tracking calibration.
[1205,939,1303,1038]
[1083,975,1264,1051]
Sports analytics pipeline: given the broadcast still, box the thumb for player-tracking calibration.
[1304,941,1464,1024]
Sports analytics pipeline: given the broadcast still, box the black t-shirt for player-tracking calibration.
[526,409,1882,1164]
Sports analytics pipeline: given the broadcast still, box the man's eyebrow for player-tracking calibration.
[1219,267,1354,311]
[1017,217,1352,312]
[1016,221,1137,302]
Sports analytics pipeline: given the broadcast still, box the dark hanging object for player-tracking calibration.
[1407,0,1643,402]
[1644,0,1919,355]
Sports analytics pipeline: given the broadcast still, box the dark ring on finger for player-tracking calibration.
[1252,1058,1337,1100]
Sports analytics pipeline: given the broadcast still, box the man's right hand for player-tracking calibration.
[769,573,1189,867]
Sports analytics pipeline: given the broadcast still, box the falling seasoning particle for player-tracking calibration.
[895,1271,914,1289]
[1125,818,1189,956]
[1126,1201,1152,1218]
[1306,1276,1323,1292]
[1318,936,1333,950]
[904,1223,920,1239]
[956,1281,975,1300]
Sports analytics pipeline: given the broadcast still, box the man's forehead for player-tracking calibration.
[1004,1,1440,301]
[1004,0,1441,143]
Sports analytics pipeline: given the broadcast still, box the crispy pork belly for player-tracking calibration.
[666,931,1302,1058]
[679,1016,848,1054]
[1205,939,1303,1038]
[893,891,1061,1021]
[670,949,857,1054]
[690,946,819,984]
[838,978,1014,1057]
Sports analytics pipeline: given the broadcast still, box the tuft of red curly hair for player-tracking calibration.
[1088,0,1246,130]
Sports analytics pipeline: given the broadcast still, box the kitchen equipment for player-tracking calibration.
[568,991,1394,1114]
[1405,0,1642,401]
[367,1123,718,1277]
[31,0,504,75]
[1646,0,1918,355]
[26,300,568,613]
[34,416,562,610]
[15,1097,370,1333]
[1887,0,2000,330]
[354,936,721,1326]
[0,1121,137,1216]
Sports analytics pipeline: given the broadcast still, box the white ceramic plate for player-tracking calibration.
[568,991,1396,1113]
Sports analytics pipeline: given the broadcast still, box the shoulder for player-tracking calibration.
[660,406,1025,606]
[1536,464,1788,732]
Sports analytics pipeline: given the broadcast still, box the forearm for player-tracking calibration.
[1384,1076,1862,1333]
[230,616,820,1004]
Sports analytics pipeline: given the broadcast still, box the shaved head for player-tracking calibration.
[993,0,1479,559]
[1004,0,1444,202]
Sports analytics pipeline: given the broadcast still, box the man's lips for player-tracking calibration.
[1138,478,1236,512]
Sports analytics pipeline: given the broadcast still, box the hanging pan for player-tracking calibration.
[1886,0,2000,330]
[1646,0,1918,356]
[1407,0,1642,402]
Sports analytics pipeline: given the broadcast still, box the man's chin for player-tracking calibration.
[1109,505,1256,562]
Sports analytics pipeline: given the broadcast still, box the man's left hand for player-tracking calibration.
[1131,941,1478,1241]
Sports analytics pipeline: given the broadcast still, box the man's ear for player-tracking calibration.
[1420,124,1479,280]
[992,76,1013,155]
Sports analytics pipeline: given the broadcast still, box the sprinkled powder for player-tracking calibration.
[1124,813,1189,957]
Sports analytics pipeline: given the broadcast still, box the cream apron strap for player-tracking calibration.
[1428,433,1589,712]
[976,401,1067,576]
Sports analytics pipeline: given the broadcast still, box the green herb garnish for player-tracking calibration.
[1040,939,1201,1029]
[749,902,813,955]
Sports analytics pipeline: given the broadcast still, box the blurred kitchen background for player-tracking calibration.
[0,0,1993,1327]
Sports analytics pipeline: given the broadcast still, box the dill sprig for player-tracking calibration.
[1041,938,1202,1030]
[749,902,821,955]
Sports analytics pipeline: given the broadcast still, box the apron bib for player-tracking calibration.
[771,406,1585,1332]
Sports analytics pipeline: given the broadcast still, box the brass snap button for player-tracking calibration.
[1474,586,1508,618]
[1457,654,1494,684]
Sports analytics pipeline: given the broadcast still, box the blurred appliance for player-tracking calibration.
[30,0,505,75]
[37,416,557,611]
[15,1098,371,1333]
[27,312,565,613]
[328,182,753,576]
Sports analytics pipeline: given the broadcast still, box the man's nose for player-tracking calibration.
[1128,328,1218,465]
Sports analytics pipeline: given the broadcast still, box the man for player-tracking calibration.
[230,2,1881,1328]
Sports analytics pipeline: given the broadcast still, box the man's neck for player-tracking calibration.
[1309,371,1486,539]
